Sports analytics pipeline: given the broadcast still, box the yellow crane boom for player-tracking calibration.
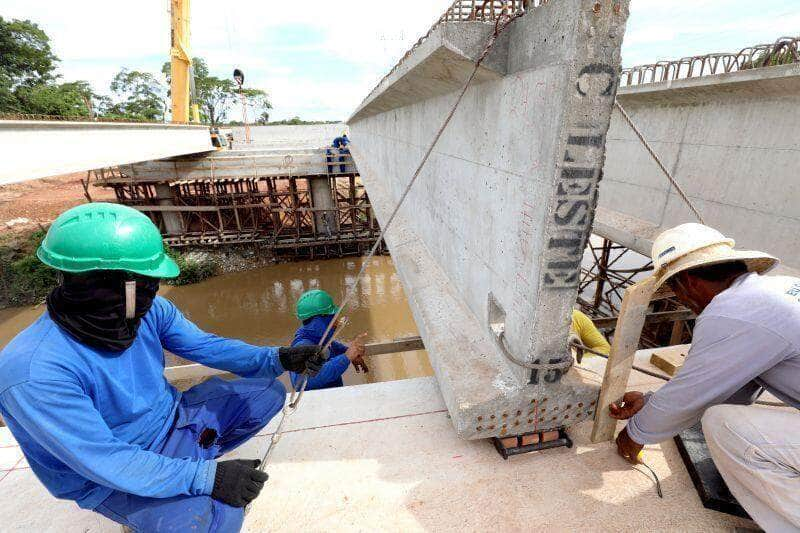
[170,0,199,123]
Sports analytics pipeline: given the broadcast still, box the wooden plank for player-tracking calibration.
[591,276,659,443]
[165,337,426,382]
[650,346,688,376]
[591,308,695,329]
[164,364,230,382]
[365,337,425,356]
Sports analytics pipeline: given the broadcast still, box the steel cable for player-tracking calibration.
[256,10,525,473]
[614,100,706,224]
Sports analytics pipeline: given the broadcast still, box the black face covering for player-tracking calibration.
[47,271,160,352]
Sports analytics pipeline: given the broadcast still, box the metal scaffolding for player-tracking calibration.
[578,237,695,349]
[98,164,383,259]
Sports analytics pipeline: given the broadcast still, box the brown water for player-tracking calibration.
[0,256,433,386]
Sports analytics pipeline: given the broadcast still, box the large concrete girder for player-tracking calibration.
[598,63,800,273]
[349,0,630,439]
[0,120,214,185]
[116,148,355,184]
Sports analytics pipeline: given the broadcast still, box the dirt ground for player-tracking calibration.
[0,173,116,237]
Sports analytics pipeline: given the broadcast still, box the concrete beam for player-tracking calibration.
[0,120,214,185]
[112,148,356,184]
[600,62,800,272]
[349,0,630,439]
[349,23,509,123]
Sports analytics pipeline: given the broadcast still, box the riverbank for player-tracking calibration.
[0,223,281,308]
[0,255,432,387]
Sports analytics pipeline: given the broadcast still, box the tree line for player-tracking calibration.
[0,17,272,125]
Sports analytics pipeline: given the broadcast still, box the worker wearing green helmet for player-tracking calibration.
[0,203,327,532]
[290,289,369,390]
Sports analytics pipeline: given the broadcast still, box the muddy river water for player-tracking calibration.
[0,256,433,386]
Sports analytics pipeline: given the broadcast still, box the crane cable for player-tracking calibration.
[256,9,526,472]
[613,100,706,224]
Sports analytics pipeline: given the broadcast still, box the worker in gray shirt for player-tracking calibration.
[609,223,800,532]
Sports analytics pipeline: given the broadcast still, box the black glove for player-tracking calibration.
[278,345,326,376]
[211,459,268,508]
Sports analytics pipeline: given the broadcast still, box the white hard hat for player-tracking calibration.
[651,223,778,288]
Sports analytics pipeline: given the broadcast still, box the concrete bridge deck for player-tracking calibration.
[599,62,800,273]
[0,351,762,531]
[0,120,215,185]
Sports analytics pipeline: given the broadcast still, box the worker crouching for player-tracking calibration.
[0,203,326,532]
[290,289,368,391]
[609,223,800,531]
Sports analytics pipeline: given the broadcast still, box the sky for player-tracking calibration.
[3,0,799,121]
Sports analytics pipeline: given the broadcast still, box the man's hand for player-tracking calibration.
[346,333,369,373]
[615,427,644,464]
[278,346,325,376]
[608,391,646,420]
[211,459,268,508]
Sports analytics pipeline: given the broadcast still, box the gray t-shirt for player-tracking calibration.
[627,272,800,445]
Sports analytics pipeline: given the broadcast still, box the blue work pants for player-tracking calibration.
[326,147,350,173]
[93,377,285,532]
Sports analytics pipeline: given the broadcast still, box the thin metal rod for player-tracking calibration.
[571,340,670,381]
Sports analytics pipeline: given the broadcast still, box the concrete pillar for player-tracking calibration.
[309,177,338,237]
[155,183,184,236]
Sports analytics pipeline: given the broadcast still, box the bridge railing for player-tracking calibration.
[621,36,800,87]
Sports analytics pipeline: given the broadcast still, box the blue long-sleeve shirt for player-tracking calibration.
[0,296,285,510]
[290,315,350,391]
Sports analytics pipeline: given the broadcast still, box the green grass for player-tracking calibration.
[164,247,220,286]
[0,230,221,308]
[0,229,57,307]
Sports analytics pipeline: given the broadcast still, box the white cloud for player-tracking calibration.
[3,0,798,119]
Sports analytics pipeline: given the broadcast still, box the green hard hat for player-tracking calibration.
[36,202,180,278]
[296,289,339,321]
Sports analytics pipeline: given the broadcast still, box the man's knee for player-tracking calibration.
[702,405,737,440]
[246,379,286,422]
[702,404,755,461]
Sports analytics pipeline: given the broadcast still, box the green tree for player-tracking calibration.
[16,81,98,117]
[0,17,59,112]
[162,58,271,125]
[241,87,272,124]
[107,68,166,121]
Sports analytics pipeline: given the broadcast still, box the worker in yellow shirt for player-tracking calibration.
[570,309,610,356]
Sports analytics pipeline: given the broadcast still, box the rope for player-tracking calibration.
[255,9,525,473]
[614,100,706,224]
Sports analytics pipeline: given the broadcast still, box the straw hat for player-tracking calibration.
[651,223,778,288]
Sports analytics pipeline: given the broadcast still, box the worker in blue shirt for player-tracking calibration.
[290,289,369,391]
[326,132,351,174]
[0,203,326,532]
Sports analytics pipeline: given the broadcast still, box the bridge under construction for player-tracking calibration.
[0,0,798,530]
